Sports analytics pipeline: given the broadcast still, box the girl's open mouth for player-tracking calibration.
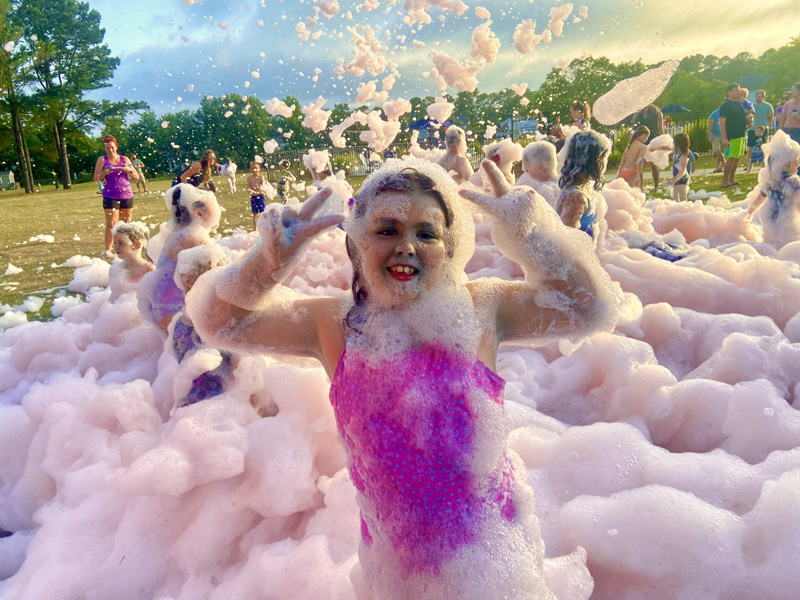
[388,265,419,281]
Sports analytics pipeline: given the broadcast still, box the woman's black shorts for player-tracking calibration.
[103,197,135,210]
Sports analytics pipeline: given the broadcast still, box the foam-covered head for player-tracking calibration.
[522,141,557,179]
[112,221,150,249]
[343,158,475,312]
[174,244,230,293]
[164,184,221,230]
[444,126,467,155]
[483,138,523,169]
[763,130,800,182]
[559,130,611,191]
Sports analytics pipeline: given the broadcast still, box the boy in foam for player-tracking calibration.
[186,157,616,600]
[108,221,156,301]
[556,130,611,246]
[746,130,800,249]
[137,184,221,334]
[517,140,560,209]
[436,125,474,184]
[246,161,267,230]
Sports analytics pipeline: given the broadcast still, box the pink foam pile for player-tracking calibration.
[1,182,800,600]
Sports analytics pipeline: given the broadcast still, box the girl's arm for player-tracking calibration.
[557,189,588,229]
[461,160,617,342]
[458,156,474,182]
[185,188,345,370]
[180,161,202,183]
[93,156,106,183]
[669,155,687,186]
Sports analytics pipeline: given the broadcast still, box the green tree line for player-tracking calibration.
[2,0,798,192]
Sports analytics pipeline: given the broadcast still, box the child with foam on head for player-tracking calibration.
[468,138,523,187]
[517,140,560,209]
[276,159,296,204]
[746,130,800,249]
[668,132,693,202]
[108,221,156,301]
[186,156,617,600]
[436,125,474,184]
[168,243,244,413]
[556,130,611,246]
[137,184,221,334]
[247,161,267,230]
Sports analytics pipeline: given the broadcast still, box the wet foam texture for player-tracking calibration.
[2,167,800,600]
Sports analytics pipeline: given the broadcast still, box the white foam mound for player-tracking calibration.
[3,175,800,600]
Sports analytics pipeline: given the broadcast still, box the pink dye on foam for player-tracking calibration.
[330,343,516,575]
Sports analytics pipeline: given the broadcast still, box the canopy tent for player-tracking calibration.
[408,116,455,130]
[661,104,691,113]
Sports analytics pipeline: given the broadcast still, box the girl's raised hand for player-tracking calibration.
[259,187,344,266]
[459,159,539,226]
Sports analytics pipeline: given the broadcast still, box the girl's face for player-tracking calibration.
[359,191,448,307]
[113,233,138,259]
[570,107,582,121]
[637,132,648,143]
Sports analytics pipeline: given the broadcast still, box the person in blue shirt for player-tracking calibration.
[707,106,725,172]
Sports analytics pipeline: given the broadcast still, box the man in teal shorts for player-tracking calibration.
[718,83,748,188]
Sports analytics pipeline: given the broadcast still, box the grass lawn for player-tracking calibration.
[1,175,366,319]
[0,161,755,323]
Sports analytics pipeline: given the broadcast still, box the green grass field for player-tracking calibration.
[0,161,757,323]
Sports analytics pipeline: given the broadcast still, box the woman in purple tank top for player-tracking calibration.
[93,135,139,259]
[187,158,617,599]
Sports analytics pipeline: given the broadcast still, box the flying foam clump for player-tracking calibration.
[301,96,332,133]
[402,0,468,25]
[470,21,500,64]
[514,20,542,54]
[264,98,295,118]
[424,50,483,93]
[593,60,681,125]
[548,3,573,36]
[426,97,455,124]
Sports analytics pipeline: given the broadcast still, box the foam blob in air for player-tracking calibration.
[593,60,681,125]
[264,98,295,118]
[424,50,483,93]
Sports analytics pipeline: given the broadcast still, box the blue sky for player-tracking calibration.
[87,0,800,115]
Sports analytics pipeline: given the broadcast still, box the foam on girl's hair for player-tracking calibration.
[763,130,800,182]
[164,183,222,230]
[522,140,557,172]
[112,221,150,246]
[444,125,467,154]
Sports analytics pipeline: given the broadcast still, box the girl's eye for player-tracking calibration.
[377,228,396,236]
[418,231,437,240]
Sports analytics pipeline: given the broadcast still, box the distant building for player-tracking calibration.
[498,117,538,138]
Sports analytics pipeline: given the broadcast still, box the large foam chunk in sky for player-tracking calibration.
[424,50,483,93]
[402,0,468,25]
[593,60,681,125]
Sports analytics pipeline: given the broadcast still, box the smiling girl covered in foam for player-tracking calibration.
[186,157,617,600]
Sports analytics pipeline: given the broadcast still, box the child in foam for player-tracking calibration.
[556,130,611,246]
[468,138,523,187]
[247,161,267,230]
[436,125,474,184]
[276,159,296,204]
[746,130,800,249]
[516,140,560,209]
[137,184,221,334]
[668,132,693,202]
[616,126,650,189]
[169,244,239,413]
[187,157,616,600]
[108,221,156,301]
